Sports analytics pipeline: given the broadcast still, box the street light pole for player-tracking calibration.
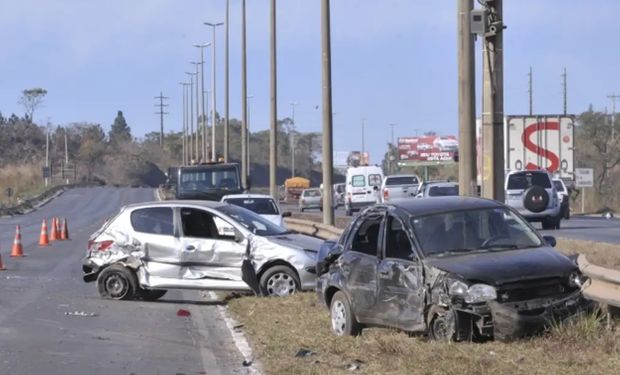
[179,82,189,165]
[241,0,248,189]
[194,43,211,161]
[224,0,230,162]
[290,102,299,177]
[204,22,224,161]
[247,95,254,175]
[269,0,278,198]
[190,62,202,162]
[321,0,335,225]
[185,71,197,163]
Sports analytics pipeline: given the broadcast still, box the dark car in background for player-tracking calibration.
[176,163,243,201]
[316,197,591,341]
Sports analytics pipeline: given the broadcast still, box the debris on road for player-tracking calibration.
[176,308,191,317]
[64,311,97,317]
[242,359,253,367]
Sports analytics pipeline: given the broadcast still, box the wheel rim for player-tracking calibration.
[432,316,450,341]
[105,273,128,299]
[331,300,347,335]
[266,272,296,296]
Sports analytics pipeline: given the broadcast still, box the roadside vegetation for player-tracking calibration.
[229,292,619,375]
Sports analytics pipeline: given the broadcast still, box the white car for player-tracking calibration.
[221,194,290,227]
[433,137,458,152]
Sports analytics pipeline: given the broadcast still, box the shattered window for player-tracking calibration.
[130,207,173,236]
[385,216,414,261]
[350,215,383,256]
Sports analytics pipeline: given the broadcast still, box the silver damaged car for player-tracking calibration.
[82,201,321,299]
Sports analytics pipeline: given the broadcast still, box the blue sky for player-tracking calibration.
[1,0,619,164]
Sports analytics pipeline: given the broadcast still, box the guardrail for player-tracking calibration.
[285,218,620,320]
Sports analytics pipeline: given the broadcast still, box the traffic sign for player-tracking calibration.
[575,168,593,188]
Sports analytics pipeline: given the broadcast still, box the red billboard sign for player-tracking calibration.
[397,135,458,164]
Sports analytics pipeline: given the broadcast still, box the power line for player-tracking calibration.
[154,92,169,148]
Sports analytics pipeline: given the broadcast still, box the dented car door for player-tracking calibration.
[376,214,425,331]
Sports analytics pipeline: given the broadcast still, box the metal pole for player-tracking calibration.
[225,0,230,162]
[457,0,476,196]
[269,0,278,198]
[64,127,69,184]
[179,82,187,165]
[191,63,201,161]
[185,72,196,163]
[608,93,618,139]
[290,102,298,178]
[241,0,248,189]
[247,95,253,175]
[194,43,210,161]
[160,92,164,147]
[205,22,223,161]
[45,124,49,187]
[528,66,533,115]
[321,0,334,225]
[481,0,505,201]
[562,67,567,115]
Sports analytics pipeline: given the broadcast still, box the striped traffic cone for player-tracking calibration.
[39,220,50,246]
[50,217,58,241]
[10,225,25,257]
[0,252,6,270]
[60,218,70,240]
[55,217,62,239]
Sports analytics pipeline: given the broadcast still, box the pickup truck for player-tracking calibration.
[380,174,421,203]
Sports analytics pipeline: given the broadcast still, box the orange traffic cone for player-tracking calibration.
[60,218,70,240]
[55,217,62,239]
[50,217,58,241]
[11,225,25,257]
[0,252,6,270]
[39,220,50,246]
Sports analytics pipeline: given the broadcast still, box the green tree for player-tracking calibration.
[109,110,132,146]
[18,88,48,122]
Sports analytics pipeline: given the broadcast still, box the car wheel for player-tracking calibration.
[259,265,300,297]
[139,289,167,301]
[428,306,456,341]
[330,291,362,336]
[97,264,138,300]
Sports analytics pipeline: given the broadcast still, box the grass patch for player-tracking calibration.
[0,163,47,206]
[229,293,619,375]
[556,238,620,269]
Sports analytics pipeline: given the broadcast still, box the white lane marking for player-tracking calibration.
[207,291,263,375]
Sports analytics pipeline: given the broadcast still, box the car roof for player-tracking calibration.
[121,200,227,211]
[507,169,549,176]
[426,181,457,187]
[221,193,275,200]
[385,174,419,179]
[386,196,501,216]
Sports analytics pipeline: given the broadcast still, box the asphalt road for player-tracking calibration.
[281,203,620,245]
[0,187,251,375]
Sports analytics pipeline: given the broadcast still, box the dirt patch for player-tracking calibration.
[228,293,619,375]
[556,238,620,269]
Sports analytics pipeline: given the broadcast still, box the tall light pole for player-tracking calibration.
[247,95,254,175]
[290,102,299,177]
[388,123,396,173]
[205,21,224,161]
[608,93,619,140]
[64,127,69,184]
[194,43,211,160]
[179,82,189,165]
[361,118,366,164]
[185,71,197,163]
[241,0,248,189]
[269,0,278,198]
[224,0,230,162]
[44,124,49,187]
[321,0,335,225]
[190,61,202,161]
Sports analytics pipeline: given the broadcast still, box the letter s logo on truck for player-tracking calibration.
[521,122,560,172]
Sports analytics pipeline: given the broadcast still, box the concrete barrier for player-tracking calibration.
[284,218,343,240]
[578,254,620,310]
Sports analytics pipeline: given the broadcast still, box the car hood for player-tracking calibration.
[265,232,322,252]
[424,246,577,285]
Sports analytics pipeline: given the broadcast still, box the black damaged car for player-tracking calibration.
[316,197,593,341]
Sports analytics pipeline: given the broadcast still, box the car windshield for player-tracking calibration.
[411,207,543,257]
[507,172,551,189]
[386,176,419,185]
[553,180,565,192]
[217,204,287,236]
[304,189,321,197]
[179,167,240,194]
[428,185,458,196]
[224,197,279,215]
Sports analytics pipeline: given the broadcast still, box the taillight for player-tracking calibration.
[90,240,114,252]
[383,189,389,200]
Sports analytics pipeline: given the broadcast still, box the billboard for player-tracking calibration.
[397,135,458,165]
[505,115,575,179]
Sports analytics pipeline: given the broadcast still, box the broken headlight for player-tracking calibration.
[449,280,497,303]
[569,272,588,288]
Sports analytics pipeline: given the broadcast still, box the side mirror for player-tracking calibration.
[543,235,556,247]
[282,211,292,218]
[235,230,245,243]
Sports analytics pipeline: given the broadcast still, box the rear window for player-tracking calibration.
[428,185,459,197]
[131,207,173,235]
[507,172,551,190]
[304,189,321,197]
[225,197,279,215]
[385,176,419,186]
[553,180,565,192]
[369,174,382,186]
[352,175,365,187]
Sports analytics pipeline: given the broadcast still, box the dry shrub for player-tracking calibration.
[0,163,44,205]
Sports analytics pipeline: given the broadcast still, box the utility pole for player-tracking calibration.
[247,95,254,175]
[241,0,248,189]
[361,118,366,163]
[204,22,224,161]
[154,92,169,148]
[458,0,476,196]
[64,127,69,184]
[528,66,533,115]
[388,123,396,173]
[269,0,278,198]
[321,0,335,225]
[480,0,505,201]
[290,102,299,178]
[608,93,619,140]
[191,62,202,161]
[194,43,211,160]
[179,82,189,165]
[562,67,567,115]
[224,0,230,162]
[185,71,197,163]
[45,124,49,187]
